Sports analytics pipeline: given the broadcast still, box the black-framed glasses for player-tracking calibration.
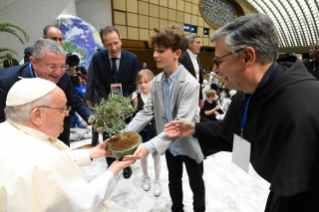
[38,105,71,114]
[36,60,69,72]
[213,49,245,69]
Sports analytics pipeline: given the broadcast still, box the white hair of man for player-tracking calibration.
[5,93,53,125]
[211,13,279,65]
[31,39,65,60]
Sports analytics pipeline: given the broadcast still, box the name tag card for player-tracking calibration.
[111,83,123,96]
[232,134,251,173]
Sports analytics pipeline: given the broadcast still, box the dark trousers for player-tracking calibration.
[58,116,70,147]
[91,127,99,147]
[165,151,205,212]
[103,132,116,166]
[265,191,319,212]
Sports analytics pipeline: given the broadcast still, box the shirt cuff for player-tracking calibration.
[71,149,92,166]
[145,141,157,154]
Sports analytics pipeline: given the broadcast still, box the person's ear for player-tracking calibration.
[242,47,256,68]
[30,108,43,127]
[175,49,182,59]
[42,35,47,39]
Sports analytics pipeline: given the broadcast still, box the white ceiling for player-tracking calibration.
[244,0,319,47]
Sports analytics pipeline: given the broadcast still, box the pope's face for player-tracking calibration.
[213,39,246,91]
[102,31,122,58]
[31,51,66,84]
[41,88,68,137]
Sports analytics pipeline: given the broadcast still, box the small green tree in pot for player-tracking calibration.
[88,94,142,160]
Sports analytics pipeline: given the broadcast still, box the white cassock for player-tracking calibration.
[0,121,115,212]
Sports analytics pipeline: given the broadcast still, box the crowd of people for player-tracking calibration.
[0,12,319,212]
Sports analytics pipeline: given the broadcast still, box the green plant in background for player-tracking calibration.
[88,94,137,138]
[0,23,29,70]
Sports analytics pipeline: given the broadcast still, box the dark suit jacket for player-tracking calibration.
[179,51,203,100]
[24,47,32,64]
[0,63,92,123]
[86,58,100,105]
[92,49,140,100]
[3,59,19,68]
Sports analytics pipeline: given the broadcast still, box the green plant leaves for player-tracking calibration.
[89,94,137,137]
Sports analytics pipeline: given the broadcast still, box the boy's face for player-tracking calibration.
[153,44,180,69]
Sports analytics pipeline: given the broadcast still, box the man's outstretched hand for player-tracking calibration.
[164,120,196,137]
[123,143,148,161]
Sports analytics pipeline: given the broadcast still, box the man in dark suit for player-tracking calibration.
[0,39,92,146]
[24,25,63,63]
[179,35,204,108]
[91,26,140,179]
[3,53,19,68]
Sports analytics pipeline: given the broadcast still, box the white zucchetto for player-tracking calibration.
[6,78,56,106]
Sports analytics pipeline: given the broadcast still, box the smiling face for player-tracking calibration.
[213,39,246,91]
[188,37,202,54]
[102,31,122,58]
[30,51,66,84]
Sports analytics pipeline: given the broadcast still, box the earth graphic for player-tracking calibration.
[54,15,104,71]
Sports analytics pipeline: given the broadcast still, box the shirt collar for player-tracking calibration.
[108,50,121,60]
[7,119,52,142]
[163,64,183,83]
[255,61,277,93]
[187,49,197,59]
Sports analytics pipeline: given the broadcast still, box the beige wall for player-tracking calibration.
[112,0,255,47]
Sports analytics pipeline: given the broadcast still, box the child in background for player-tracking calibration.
[133,69,162,197]
[200,89,223,122]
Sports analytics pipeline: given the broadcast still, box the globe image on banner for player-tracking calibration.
[54,15,104,71]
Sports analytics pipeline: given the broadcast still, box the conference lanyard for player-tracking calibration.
[241,94,251,138]
[29,63,35,78]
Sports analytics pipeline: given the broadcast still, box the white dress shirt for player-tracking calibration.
[0,121,115,212]
[186,49,200,81]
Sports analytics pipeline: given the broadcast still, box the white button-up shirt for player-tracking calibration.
[186,49,200,81]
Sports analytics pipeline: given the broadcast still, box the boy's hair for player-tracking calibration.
[150,25,186,52]
[206,89,217,98]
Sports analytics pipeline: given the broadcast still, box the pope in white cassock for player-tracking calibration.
[0,78,134,212]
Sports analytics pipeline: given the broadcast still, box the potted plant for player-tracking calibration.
[88,94,142,160]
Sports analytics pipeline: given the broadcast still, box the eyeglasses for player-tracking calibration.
[38,105,71,114]
[213,49,245,69]
[37,60,69,72]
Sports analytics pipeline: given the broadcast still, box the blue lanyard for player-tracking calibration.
[29,63,35,78]
[241,94,251,138]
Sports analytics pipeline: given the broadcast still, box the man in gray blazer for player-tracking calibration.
[125,25,205,212]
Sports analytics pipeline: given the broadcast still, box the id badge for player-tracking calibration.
[111,83,123,96]
[231,134,251,173]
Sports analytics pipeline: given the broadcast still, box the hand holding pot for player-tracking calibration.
[89,138,115,159]
[123,143,148,160]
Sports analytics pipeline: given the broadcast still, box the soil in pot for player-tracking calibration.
[110,132,140,151]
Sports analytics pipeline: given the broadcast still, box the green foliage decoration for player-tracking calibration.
[88,95,137,137]
[0,23,29,70]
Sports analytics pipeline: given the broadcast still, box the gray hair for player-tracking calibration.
[186,34,200,49]
[186,34,200,43]
[211,13,279,65]
[31,39,65,60]
[5,91,54,125]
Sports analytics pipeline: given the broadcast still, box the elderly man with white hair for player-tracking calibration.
[0,78,134,212]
